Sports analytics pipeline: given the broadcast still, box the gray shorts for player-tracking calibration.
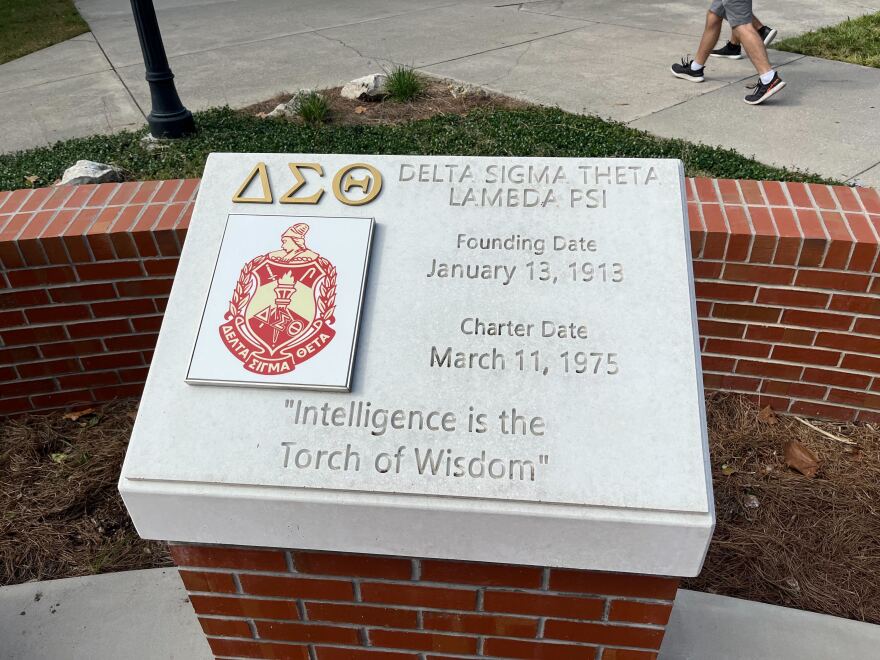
[709,0,753,27]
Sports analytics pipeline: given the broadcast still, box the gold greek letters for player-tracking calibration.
[332,163,383,206]
[231,162,273,203]
[232,162,383,206]
[279,163,324,204]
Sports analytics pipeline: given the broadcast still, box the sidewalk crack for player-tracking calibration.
[420,24,589,70]
[89,31,148,120]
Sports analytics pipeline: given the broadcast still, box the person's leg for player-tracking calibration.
[732,23,771,74]
[731,20,786,104]
[730,16,764,45]
[672,9,723,81]
[695,10,724,65]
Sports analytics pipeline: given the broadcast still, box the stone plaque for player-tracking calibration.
[120,154,714,576]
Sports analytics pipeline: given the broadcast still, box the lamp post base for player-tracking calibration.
[147,107,195,139]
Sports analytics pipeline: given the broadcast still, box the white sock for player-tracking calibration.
[760,69,775,84]
[691,60,704,71]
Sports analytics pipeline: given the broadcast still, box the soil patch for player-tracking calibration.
[0,401,169,586]
[241,78,531,126]
[2,395,878,625]
[683,393,880,623]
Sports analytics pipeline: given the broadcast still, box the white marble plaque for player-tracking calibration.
[120,154,714,576]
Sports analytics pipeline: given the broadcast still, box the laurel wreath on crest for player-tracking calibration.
[225,254,337,326]
[316,256,337,325]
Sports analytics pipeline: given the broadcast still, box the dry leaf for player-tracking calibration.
[63,408,95,421]
[24,175,39,185]
[758,406,778,425]
[784,439,819,477]
[743,494,760,509]
[354,106,367,114]
[844,446,863,461]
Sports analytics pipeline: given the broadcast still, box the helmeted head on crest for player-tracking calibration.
[281,223,309,252]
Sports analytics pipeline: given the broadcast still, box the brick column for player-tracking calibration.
[171,544,677,660]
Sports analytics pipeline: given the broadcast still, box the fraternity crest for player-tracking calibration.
[219,223,337,375]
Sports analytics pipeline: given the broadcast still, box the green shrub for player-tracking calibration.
[294,91,329,126]
[385,66,424,102]
[0,106,834,191]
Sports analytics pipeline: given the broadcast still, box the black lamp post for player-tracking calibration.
[130,0,195,138]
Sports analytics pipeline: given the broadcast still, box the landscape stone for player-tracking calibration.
[59,160,123,185]
[265,102,291,119]
[139,134,169,152]
[263,90,316,119]
[340,73,387,100]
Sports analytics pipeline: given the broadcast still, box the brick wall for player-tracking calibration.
[686,178,880,423]
[0,179,197,415]
[171,544,677,660]
[1,177,879,422]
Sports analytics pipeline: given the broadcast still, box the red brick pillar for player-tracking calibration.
[171,544,677,659]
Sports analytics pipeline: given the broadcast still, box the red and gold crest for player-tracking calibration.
[219,223,337,375]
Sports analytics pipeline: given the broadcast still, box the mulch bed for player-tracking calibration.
[241,78,530,126]
[0,401,169,585]
[2,394,878,625]
[683,393,880,623]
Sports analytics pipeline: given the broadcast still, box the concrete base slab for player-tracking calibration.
[0,68,144,154]
[79,0,470,68]
[0,32,144,154]
[316,3,585,68]
[0,33,110,91]
[425,23,802,122]
[522,0,880,39]
[660,589,880,659]
[849,162,880,189]
[116,30,380,113]
[0,569,211,660]
[521,0,719,37]
[630,55,880,182]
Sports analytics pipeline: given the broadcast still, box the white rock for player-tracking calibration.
[340,74,387,101]
[265,103,291,119]
[140,134,168,152]
[60,160,123,186]
[449,83,476,98]
[263,90,317,119]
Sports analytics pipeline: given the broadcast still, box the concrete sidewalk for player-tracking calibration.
[0,0,878,184]
[0,568,211,660]
[3,568,880,659]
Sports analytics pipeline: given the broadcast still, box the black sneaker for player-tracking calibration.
[710,41,743,59]
[744,72,786,105]
[759,25,778,46]
[671,57,704,82]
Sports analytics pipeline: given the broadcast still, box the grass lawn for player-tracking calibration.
[775,12,880,68]
[0,106,831,191]
[0,0,89,65]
